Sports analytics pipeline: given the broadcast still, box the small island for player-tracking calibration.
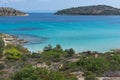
[0,7,29,16]
[55,5,120,15]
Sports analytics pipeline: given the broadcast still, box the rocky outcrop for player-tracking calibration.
[0,33,27,46]
[55,5,120,15]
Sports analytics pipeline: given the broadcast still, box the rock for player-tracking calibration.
[1,33,27,46]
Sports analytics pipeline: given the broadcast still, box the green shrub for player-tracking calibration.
[0,63,5,70]
[21,54,30,62]
[0,38,4,56]
[41,49,66,62]
[110,54,120,70]
[11,66,77,80]
[77,56,110,76]
[43,44,52,51]
[5,47,22,60]
[31,53,41,58]
[65,48,75,57]
[54,44,63,52]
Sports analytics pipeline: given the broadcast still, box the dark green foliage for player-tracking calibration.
[109,54,120,71]
[11,66,41,80]
[82,51,92,56]
[77,56,110,76]
[42,44,65,63]
[43,44,52,52]
[31,53,41,58]
[0,63,5,70]
[0,38,4,56]
[55,5,120,15]
[61,61,80,72]
[54,44,63,52]
[65,48,75,57]
[41,50,65,62]
[11,66,77,80]
[21,54,30,62]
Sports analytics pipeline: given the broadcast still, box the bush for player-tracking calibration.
[0,63,5,70]
[65,48,75,57]
[5,47,22,60]
[0,38,4,56]
[11,66,77,80]
[31,53,41,58]
[77,56,110,76]
[21,54,30,62]
[54,44,63,52]
[5,44,29,53]
[41,50,62,62]
[109,54,120,71]
[41,45,66,62]
[43,44,52,51]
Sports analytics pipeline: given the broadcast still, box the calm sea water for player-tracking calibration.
[0,13,120,52]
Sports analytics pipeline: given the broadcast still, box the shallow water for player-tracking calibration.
[0,13,120,52]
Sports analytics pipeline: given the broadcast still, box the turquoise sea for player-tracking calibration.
[1,13,120,52]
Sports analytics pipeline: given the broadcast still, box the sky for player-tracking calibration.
[0,0,120,12]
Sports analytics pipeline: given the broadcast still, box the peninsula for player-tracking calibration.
[55,5,120,15]
[0,7,28,16]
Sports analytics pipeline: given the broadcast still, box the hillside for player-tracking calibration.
[55,5,120,15]
[0,34,120,80]
[0,7,28,16]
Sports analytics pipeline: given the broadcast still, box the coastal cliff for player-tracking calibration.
[0,7,28,16]
[55,5,120,15]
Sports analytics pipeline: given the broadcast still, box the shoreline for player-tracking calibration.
[0,13,29,17]
[0,33,28,46]
[1,33,120,54]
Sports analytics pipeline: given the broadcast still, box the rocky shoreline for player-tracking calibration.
[0,33,28,46]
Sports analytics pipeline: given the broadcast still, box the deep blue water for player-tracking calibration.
[1,13,120,52]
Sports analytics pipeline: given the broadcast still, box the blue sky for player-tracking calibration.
[0,0,120,12]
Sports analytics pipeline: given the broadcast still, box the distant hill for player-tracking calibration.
[0,7,28,16]
[55,5,120,15]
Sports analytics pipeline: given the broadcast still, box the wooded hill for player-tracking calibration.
[55,5,120,15]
